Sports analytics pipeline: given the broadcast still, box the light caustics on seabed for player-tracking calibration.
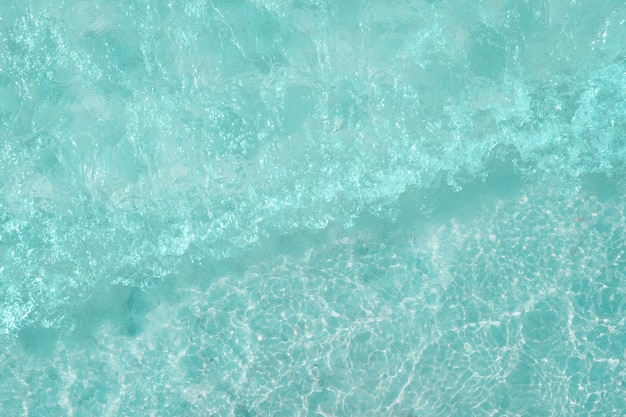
[0,0,625,416]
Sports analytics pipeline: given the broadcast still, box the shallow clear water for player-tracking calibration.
[1,1,625,416]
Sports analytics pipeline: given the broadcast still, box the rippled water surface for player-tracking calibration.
[1,1,625,415]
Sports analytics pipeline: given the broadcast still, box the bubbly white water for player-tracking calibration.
[0,1,625,415]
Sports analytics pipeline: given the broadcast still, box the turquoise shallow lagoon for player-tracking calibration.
[1,1,625,416]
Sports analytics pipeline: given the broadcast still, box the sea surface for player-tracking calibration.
[1,1,625,416]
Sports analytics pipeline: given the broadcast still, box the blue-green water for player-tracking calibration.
[1,1,625,415]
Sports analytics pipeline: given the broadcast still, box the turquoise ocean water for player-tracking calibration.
[1,1,625,415]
